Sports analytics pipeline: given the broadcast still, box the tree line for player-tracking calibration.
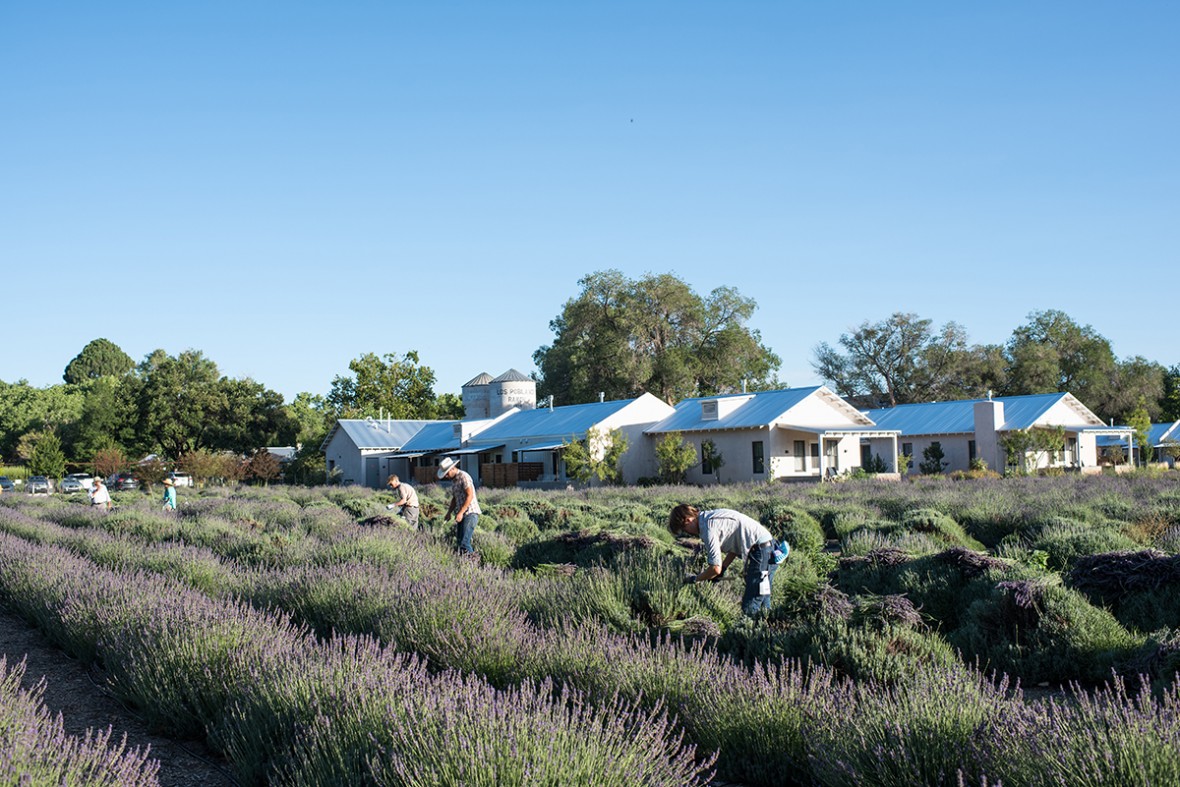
[3,276,1177,482]
[812,309,1180,425]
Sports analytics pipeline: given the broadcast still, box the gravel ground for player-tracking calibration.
[0,603,237,787]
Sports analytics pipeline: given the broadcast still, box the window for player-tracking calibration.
[902,442,913,470]
[968,440,976,462]
[702,445,714,476]
[752,441,765,474]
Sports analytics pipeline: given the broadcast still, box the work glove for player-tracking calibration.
[683,573,698,585]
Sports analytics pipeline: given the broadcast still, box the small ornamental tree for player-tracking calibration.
[217,452,248,486]
[1127,399,1153,466]
[247,449,282,486]
[919,441,947,475]
[655,432,697,484]
[179,449,219,488]
[136,457,169,492]
[28,432,66,479]
[561,427,629,485]
[93,447,128,480]
[1002,427,1065,474]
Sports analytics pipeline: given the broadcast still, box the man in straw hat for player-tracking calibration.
[438,456,481,556]
[89,477,111,511]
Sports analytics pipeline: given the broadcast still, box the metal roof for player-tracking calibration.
[1096,421,1180,448]
[490,368,532,383]
[864,393,1100,436]
[322,419,447,451]
[394,421,461,453]
[462,372,494,387]
[646,386,870,434]
[446,444,506,455]
[471,398,637,442]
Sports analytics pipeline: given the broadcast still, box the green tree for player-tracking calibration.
[1127,399,1153,466]
[1003,310,1116,416]
[534,270,780,404]
[655,432,697,484]
[327,351,439,419]
[28,432,66,479]
[433,392,466,419]
[132,349,226,458]
[63,338,134,384]
[1000,426,1065,475]
[919,441,947,475]
[1162,365,1180,422]
[561,427,630,485]
[0,380,86,460]
[68,377,137,462]
[1099,357,1165,425]
[215,378,298,452]
[812,313,1001,408]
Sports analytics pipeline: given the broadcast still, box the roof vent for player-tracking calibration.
[701,400,719,421]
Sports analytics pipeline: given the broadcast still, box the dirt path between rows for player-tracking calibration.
[0,603,237,787]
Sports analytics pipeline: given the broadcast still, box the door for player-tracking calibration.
[824,439,839,476]
[794,440,806,472]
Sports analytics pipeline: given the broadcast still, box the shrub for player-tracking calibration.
[758,502,825,556]
[950,579,1143,685]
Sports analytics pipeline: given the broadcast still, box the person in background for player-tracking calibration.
[162,476,176,511]
[89,477,111,511]
[668,504,778,615]
[385,474,420,530]
[438,456,480,556]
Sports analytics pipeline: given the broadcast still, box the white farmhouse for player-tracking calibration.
[454,392,675,487]
[865,393,1134,474]
[645,386,901,483]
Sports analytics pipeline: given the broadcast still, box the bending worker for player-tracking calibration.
[385,474,420,530]
[669,504,778,616]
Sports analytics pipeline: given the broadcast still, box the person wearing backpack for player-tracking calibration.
[669,504,787,615]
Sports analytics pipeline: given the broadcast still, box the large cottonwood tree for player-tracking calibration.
[534,270,780,404]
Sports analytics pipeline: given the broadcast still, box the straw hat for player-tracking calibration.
[163,477,174,486]
[436,456,460,479]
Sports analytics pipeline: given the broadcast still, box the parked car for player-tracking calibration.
[59,476,85,493]
[111,473,139,491]
[169,472,194,488]
[62,472,93,492]
[0,476,15,493]
[27,476,52,495]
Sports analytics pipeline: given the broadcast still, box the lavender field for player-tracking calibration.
[2,473,1180,786]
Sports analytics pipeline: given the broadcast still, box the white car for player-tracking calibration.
[169,472,195,488]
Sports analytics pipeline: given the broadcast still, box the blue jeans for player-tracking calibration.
[456,512,478,554]
[741,542,779,615]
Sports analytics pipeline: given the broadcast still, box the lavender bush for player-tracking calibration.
[0,656,161,787]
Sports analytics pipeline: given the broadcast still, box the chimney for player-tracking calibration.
[599,392,605,402]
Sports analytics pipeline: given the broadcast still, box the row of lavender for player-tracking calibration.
[3,496,1180,784]
[0,655,159,787]
[0,529,712,786]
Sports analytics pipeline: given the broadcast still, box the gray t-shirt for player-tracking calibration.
[698,509,772,567]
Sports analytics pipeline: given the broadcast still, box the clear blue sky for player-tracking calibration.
[3,2,1176,403]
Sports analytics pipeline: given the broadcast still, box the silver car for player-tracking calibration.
[59,476,86,493]
[27,476,52,494]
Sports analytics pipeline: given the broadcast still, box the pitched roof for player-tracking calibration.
[469,398,639,442]
[864,393,1102,435]
[322,419,446,451]
[462,372,493,387]
[1151,420,1180,446]
[646,386,871,434]
[396,421,461,453]
[490,368,532,383]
